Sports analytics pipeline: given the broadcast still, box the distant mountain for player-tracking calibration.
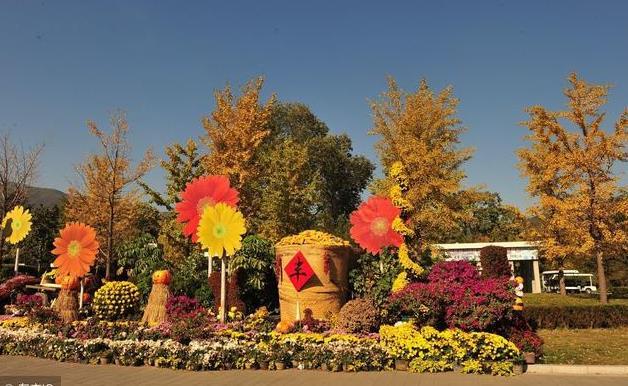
[25,186,66,208]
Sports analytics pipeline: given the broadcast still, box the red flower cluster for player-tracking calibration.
[0,275,38,302]
[445,277,515,331]
[387,260,516,332]
[427,260,480,285]
[508,328,544,355]
[165,295,205,321]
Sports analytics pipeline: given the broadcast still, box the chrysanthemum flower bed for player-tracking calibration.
[0,318,520,375]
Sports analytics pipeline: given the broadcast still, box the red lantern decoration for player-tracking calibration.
[284,251,315,292]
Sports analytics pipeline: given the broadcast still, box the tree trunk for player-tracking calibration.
[558,268,567,296]
[596,249,608,304]
[105,204,114,280]
[0,231,5,270]
[0,200,7,267]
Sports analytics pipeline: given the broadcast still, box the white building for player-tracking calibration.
[434,241,542,293]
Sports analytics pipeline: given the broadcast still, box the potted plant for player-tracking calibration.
[394,357,410,371]
[270,346,288,370]
[221,348,238,370]
[256,347,270,370]
[244,347,258,370]
[244,359,258,370]
[523,351,536,365]
[99,350,113,365]
[325,349,342,372]
[341,349,356,372]
[512,355,526,375]
[291,350,304,369]
[510,329,543,365]
[304,347,321,370]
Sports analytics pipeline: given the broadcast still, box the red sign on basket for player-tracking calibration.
[284,250,314,292]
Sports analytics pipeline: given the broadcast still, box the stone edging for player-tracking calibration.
[526,364,628,376]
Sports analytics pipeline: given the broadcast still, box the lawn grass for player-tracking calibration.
[539,327,628,365]
[525,293,628,307]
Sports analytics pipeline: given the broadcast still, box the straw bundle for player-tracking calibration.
[53,288,78,323]
[141,283,170,325]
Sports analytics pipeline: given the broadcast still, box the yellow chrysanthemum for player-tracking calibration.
[392,217,415,237]
[197,202,246,257]
[392,196,414,213]
[389,161,405,180]
[391,271,409,292]
[398,243,425,276]
[389,184,403,199]
[1,206,32,244]
[389,162,409,188]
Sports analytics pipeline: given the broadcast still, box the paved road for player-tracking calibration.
[1,356,626,386]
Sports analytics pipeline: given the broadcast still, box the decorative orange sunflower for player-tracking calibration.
[52,222,99,278]
[175,175,239,242]
[349,196,403,254]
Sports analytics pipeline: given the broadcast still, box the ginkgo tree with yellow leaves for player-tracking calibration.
[202,77,276,221]
[369,77,474,263]
[65,111,155,279]
[519,73,627,303]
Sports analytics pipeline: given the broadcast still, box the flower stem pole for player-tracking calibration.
[220,250,226,323]
[13,247,19,275]
[207,253,213,278]
[79,279,84,309]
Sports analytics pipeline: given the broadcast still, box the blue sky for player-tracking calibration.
[1,0,626,209]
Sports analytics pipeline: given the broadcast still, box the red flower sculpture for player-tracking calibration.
[349,196,403,254]
[175,175,239,242]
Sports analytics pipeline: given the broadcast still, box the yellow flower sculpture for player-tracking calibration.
[1,206,32,244]
[197,202,246,257]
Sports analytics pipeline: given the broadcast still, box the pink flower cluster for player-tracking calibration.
[165,295,205,320]
[16,293,43,308]
[388,261,516,332]
[0,275,38,301]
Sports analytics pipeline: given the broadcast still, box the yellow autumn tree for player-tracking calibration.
[370,77,474,253]
[65,111,155,279]
[140,139,204,263]
[202,77,276,221]
[519,73,627,303]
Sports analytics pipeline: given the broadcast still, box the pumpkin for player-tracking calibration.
[152,270,172,285]
[56,274,79,290]
[275,320,294,334]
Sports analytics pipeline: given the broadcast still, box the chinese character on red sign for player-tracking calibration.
[284,250,314,292]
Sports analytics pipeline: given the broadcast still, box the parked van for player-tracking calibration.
[541,270,597,294]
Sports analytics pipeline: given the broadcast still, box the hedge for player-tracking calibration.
[524,305,628,329]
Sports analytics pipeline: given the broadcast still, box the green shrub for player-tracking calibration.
[336,298,380,333]
[479,245,511,279]
[349,248,402,311]
[525,305,628,329]
[231,235,278,312]
[171,252,213,308]
[611,286,628,298]
[115,234,171,302]
[92,281,141,320]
